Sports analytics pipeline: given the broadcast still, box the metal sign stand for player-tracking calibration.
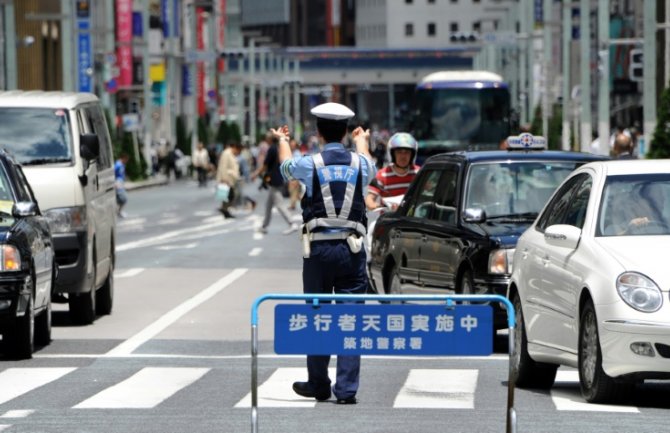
[250,294,517,433]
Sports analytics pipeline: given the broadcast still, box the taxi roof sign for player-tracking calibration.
[507,133,547,150]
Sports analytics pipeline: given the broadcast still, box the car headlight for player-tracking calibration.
[489,248,515,275]
[0,245,21,271]
[616,272,663,312]
[44,206,87,233]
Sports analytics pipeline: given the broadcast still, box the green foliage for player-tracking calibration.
[197,116,211,147]
[119,132,146,181]
[176,115,191,156]
[529,104,563,150]
[228,122,242,144]
[648,85,670,159]
[215,121,230,145]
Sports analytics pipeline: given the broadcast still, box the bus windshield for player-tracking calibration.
[411,87,511,153]
[0,107,73,165]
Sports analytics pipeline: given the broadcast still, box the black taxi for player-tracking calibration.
[368,134,607,328]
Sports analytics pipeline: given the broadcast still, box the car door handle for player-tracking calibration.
[422,235,428,242]
[521,248,529,260]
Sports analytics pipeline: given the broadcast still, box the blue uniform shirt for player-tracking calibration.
[280,143,377,197]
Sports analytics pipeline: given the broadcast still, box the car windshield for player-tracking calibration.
[465,161,579,218]
[597,174,670,236]
[0,107,73,165]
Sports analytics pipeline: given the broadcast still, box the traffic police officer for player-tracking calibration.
[273,102,376,405]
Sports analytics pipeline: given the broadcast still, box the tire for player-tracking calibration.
[511,292,557,389]
[383,263,404,304]
[69,249,96,325]
[578,300,633,403]
[6,283,35,359]
[34,291,52,347]
[96,248,114,315]
[459,269,474,297]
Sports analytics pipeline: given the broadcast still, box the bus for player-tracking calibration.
[409,71,515,163]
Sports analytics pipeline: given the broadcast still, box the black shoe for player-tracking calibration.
[292,381,331,401]
[336,396,357,405]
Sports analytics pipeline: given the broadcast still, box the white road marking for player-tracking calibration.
[248,247,262,257]
[158,217,182,225]
[253,232,263,240]
[394,369,478,409]
[0,425,10,431]
[0,410,34,418]
[114,268,145,279]
[0,368,76,405]
[73,367,209,409]
[105,268,248,356]
[234,367,336,408]
[156,242,198,251]
[551,370,639,412]
[116,220,230,251]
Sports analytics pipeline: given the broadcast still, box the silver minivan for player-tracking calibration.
[0,91,116,325]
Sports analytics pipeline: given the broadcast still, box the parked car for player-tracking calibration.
[0,91,116,325]
[0,150,55,359]
[508,159,670,403]
[368,134,607,329]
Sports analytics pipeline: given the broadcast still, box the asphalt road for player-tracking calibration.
[0,178,668,433]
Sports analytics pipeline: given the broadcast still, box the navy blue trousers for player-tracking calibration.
[302,239,368,400]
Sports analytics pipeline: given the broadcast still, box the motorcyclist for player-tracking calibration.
[365,132,420,211]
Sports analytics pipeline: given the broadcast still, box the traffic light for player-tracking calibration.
[629,49,643,82]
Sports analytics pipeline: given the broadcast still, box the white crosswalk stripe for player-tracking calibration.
[551,370,639,413]
[394,369,478,409]
[0,368,76,405]
[235,367,336,408]
[73,367,209,409]
[0,366,650,413]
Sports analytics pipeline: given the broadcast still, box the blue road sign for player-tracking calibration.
[77,20,92,92]
[274,304,493,356]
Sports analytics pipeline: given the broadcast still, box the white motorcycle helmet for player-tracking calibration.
[388,132,418,168]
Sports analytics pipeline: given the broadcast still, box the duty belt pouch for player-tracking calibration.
[346,234,363,254]
[301,228,311,258]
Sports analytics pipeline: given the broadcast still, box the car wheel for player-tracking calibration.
[578,300,632,403]
[69,249,96,325]
[96,245,114,316]
[6,280,35,359]
[511,292,557,389]
[34,282,52,347]
[459,269,474,296]
[384,263,405,304]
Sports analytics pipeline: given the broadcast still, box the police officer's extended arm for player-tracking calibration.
[271,125,292,163]
[351,126,372,158]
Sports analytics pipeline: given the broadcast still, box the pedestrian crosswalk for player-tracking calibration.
[0,366,650,414]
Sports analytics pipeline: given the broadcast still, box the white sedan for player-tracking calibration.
[508,159,670,403]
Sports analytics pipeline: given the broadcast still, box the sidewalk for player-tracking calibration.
[125,173,170,191]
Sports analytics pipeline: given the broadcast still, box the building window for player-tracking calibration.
[405,23,414,36]
[427,22,436,36]
[428,0,435,3]
[450,0,458,3]
[406,0,413,3]
[473,21,481,32]
[450,22,459,32]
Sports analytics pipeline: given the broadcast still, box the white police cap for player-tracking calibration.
[310,102,355,121]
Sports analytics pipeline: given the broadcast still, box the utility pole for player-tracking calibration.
[542,0,552,140]
[562,0,572,150]
[643,0,656,154]
[597,0,610,156]
[292,59,301,137]
[3,1,16,89]
[579,0,592,152]
[248,38,256,144]
[142,0,152,175]
[519,0,529,125]
[62,0,74,91]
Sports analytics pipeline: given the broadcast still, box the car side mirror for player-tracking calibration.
[80,133,100,161]
[544,224,581,250]
[463,208,486,223]
[12,201,38,217]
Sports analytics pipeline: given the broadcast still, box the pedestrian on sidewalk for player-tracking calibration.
[193,142,210,187]
[114,153,130,218]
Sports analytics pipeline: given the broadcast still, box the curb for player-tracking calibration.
[125,176,169,191]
